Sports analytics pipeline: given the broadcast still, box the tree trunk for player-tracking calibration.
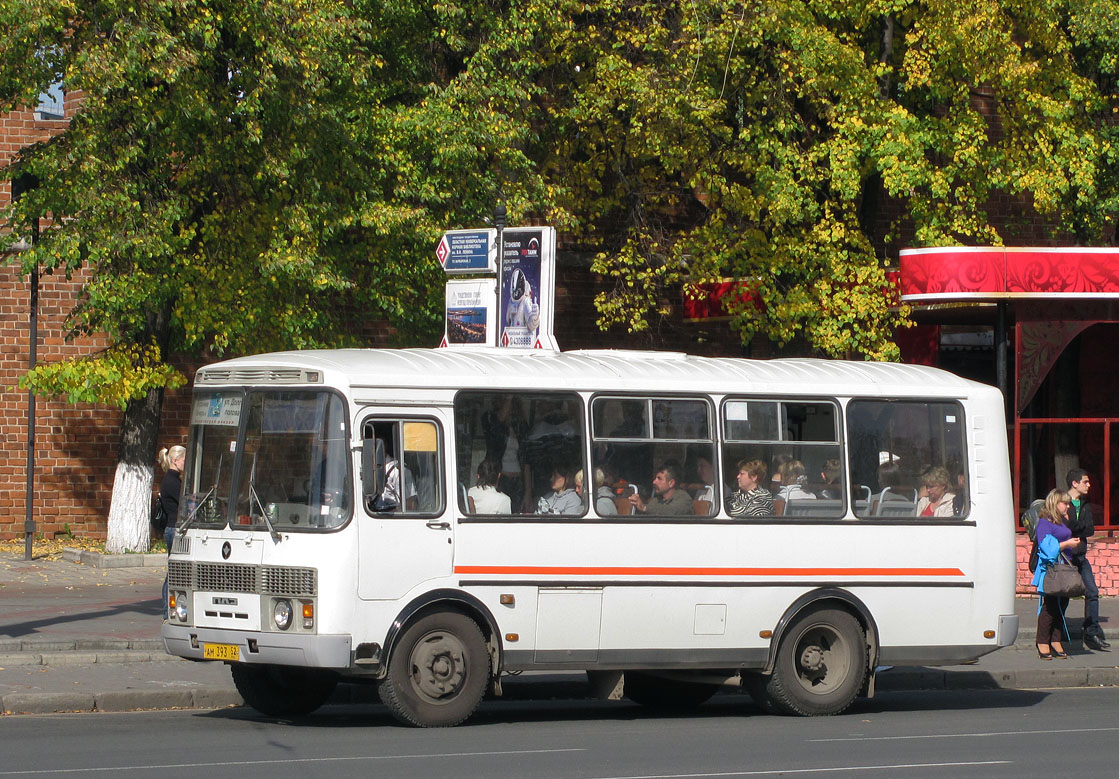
[104,387,165,554]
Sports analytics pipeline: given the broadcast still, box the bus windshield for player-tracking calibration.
[182,390,351,531]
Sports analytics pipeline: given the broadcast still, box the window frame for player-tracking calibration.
[359,414,446,519]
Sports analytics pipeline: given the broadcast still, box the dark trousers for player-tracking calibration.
[1073,556,1103,638]
[1036,594,1070,646]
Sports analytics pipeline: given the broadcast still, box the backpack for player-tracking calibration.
[151,494,168,533]
[1021,498,1044,573]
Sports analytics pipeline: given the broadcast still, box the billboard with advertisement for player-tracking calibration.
[499,227,558,350]
[441,278,497,348]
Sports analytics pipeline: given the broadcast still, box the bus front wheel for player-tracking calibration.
[379,611,490,727]
[230,663,338,717]
[761,606,867,717]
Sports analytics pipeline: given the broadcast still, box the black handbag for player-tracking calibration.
[1042,556,1085,598]
[151,494,168,532]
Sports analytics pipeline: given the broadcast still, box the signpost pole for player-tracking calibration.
[494,203,506,343]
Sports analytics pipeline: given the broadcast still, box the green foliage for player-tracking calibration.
[4,0,1119,374]
[20,344,186,409]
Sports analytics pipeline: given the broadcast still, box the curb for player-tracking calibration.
[61,548,166,568]
[0,639,165,655]
[2,688,243,715]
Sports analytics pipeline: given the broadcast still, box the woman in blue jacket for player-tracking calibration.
[1032,490,1083,659]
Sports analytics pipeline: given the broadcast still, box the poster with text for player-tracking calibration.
[442,278,496,348]
[499,227,558,349]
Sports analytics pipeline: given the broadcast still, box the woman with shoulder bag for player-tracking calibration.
[1032,489,1083,659]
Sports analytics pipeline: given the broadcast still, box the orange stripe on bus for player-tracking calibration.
[454,566,965,577]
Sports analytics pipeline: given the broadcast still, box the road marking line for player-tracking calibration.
[589,762,1011,779]
[0,748,586,776]
[811,725,1119,742]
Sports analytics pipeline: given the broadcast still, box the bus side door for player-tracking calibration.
[356,413,453,600]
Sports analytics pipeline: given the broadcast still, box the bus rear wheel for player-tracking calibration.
[761,606,866,717]
[230,663,338,717]
[624,672,719,710]
[378,611,490,727]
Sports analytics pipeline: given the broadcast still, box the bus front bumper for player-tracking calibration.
[161,623,352,669]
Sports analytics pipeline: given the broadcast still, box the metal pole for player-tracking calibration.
[494,203,506,345]
[25,261,37,561]
[995,301,1008,421]
[14,174,39,561]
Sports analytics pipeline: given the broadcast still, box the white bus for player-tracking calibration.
[162,348,1018,726]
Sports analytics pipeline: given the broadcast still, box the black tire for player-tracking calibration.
[378,611,490,727]
[230,663,338,717]
[762,606,867,716]
[624,672,719,710]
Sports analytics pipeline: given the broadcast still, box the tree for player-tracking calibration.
[452,0,1118,358]
[0,0,544,551]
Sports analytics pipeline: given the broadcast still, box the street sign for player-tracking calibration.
[436,229,497,274]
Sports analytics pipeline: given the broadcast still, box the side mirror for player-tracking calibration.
[361,437,386,499]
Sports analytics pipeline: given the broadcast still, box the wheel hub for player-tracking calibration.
[799,644,826,672]
[411,633,467,700]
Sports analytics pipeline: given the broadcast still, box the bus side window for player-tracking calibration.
[453,391,586,516]
[721,399,843,518]
[846,399,968,519]
[362,419,443,516]
[592,396,715,517]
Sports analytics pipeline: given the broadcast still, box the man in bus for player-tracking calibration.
[629,461,693,515]
[1066,468,1109,650]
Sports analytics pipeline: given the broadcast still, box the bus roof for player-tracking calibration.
[195,348,993,399]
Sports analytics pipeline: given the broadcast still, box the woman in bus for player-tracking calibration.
[468,459,511,514]
[915,466,956,517]
[537,466,582,515]
[727,459,774,517]
[575,468,617,516]
[1033,489,1082,659]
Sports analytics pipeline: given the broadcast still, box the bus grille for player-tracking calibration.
[262,566,317,597]
[165,561,317,596]
[197,563,258,592]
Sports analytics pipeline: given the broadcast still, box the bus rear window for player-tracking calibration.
[847,399,968,519]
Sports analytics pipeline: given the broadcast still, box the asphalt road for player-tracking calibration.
[0,687,1116,779]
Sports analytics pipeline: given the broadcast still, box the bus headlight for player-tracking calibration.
[172,593,188,622]
[273,599,293,630]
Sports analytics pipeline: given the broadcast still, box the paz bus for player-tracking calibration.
[161,347,1018,726]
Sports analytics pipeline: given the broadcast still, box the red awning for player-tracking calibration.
[898,247,1119,302]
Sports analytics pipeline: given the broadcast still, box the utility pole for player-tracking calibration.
[12,173,39,561]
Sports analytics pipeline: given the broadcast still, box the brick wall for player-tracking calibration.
[1015,533,1119,597]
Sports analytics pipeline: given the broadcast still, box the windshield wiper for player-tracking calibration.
[248,454,282,543]
[177,484,215,537]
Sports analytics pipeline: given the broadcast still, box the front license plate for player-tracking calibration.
[203,642,241,661]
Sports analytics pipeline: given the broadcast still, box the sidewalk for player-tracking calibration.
[2,552,1118,715]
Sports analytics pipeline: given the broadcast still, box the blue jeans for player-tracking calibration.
[1074,556,1102,638]
[161,526,174,619]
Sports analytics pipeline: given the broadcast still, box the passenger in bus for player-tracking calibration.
[481,395,527,512]
[376,440,417,511]
[575,468,617,516]
[522,400,580,512]
[468,459,511,514]
[688,454,717,503]
[768,453,793,495]
[727,459,774,517]
[537,466,582,515]
[816,458,842,499]
[915,466,956,518]
[776,459,817,503]
[629,461,694,515]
